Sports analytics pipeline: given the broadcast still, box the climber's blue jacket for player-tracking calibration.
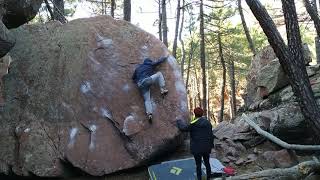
[132,57,167,84]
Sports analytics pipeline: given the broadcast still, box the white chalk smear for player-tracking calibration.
[100,107,113,120]
[80,81,92,94]
[89,124,97,132]
[88,51,101,65]
[96,34,113,48]
[180,101,188,112]
[122,84,130,92]
[68,128,78,148]
[175,81,187,94]
[167,56,182,78]
[89,125,97,151]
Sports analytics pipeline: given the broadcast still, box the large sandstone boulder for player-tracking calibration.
[0,0,42,29]
[244,46,277,106]
[244,45,312,107]
[250,64,320,111]
[0,16,189,177]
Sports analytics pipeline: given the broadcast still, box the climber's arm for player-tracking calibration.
[152,56,168,66]
[176,119,191,132]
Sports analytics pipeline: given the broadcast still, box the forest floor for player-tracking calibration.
[1,138,319,180]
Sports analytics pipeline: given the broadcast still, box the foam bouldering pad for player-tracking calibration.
[148,157,225,180]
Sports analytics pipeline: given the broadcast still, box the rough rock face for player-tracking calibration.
[0,16,188,177]
[0,0,42,29]
[0,21,15,57]
[0,0,42,58]
[244,45,312,107]
[0,54,11,106]
[212,44,318,167]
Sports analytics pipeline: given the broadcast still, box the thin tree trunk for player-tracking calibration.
[186,39,196,90]
[44,0,54,20]
[229,58,236,119]
[179,0,186,76]
[123,0,131,22]
[111,0,115,18]
[161,0,168,46]
[303,0,320,64]
[245,0,320,141]
[103,0,105,15]
[194,66,202,108]
[218,32,226,122]
[52,0,66,23]
[199,0,207,113]
[172,0,181,58]
[158,0,162,41]
[238,0,256,55]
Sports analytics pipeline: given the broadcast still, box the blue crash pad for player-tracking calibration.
[148,157,225,180]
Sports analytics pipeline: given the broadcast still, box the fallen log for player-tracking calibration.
[241,113,320,151]
[215,160,320,180]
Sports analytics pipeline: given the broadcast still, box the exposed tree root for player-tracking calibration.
[218,160,320,180]
[241,113,320,151]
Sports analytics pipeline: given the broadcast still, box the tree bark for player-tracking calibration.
[194,66,202,108]
[199,0,207,113]
[158,0,162,41]
[218,32,226,122]
[245,0,320,141]
[242,114,320,150]
[229,58,236,119]
[111,0,115,18]
[238,0,256,55]
[161,0,168,46]
[52,0,66,23]
[186,39,196,89]
[227,159,320,180]
[44,0,54,20]
[303,0,320,64]
[123,0,131,22]
[172,0,181,58]
[179,0,186,77]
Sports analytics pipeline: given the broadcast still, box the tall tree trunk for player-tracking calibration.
[111,0,115,18]
[172,0,181,58]
[246,0,320,140]
[179,0,186,76]
[229,58,236,119]
[303,0,320,64]
[199,0,207,113]
[238,0,256,55]
[218,32,226,122]
[123,0,131,22]
[44,0,54,20]
[102,0,105,15]
[158,0,162,41]
[186,39,196,89]
[53,0,66,23]
[161,0,168,46]
[194,66,202,108]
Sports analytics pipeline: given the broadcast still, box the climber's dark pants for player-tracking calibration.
[194,153,211,180]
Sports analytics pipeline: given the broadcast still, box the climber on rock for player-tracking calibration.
[132,56,169,122]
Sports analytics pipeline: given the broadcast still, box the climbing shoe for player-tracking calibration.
[160,89,168,95]
[148,114,153,123]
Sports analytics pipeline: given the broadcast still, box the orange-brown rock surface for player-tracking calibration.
[0,16,189,177]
